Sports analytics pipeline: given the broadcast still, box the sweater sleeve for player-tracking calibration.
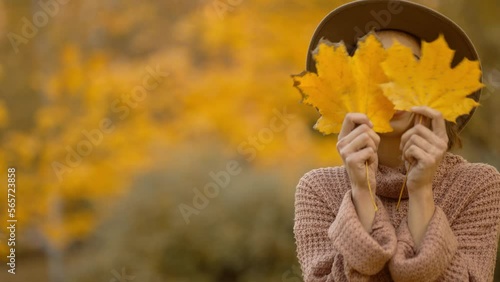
[294,172,397,281]
[389,169,500,281]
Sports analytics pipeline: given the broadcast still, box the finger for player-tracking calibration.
[338,113,373,139]
[413,113,430,128]
[431,114,448,141]
[401,133,433,156]
[401,124,445,151]
[366,146,378,166]
[401,124,424,149]
[339,132,378,160]
[351,125,380,147]
[411,106,447,139]
[410,106,441,119]
[403,144,430,165]
[345,146,376,169]
[337,124,380,151]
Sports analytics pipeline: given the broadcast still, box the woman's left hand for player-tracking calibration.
[400,106,449,194]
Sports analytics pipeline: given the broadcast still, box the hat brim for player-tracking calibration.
[306,0,482,131]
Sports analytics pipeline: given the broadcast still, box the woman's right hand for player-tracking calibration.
[336,113,380,231]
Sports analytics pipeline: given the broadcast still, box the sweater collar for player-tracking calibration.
[375,153,465,199]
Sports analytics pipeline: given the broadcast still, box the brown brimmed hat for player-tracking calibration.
[306,0,482,131]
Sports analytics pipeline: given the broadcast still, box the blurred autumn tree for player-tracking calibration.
[0,0,498,281]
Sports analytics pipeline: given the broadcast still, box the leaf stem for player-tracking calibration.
[396,162,411,210]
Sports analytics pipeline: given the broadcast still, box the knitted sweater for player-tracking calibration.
[294,153,500,281]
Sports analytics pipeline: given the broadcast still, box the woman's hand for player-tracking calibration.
[337,113,380,191]
[400,106,448,247]
[400,106,448,193]
[337,113,380,232]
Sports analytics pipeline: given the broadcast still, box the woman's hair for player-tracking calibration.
[446,121,462,149]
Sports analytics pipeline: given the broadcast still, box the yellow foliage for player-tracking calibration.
[381,34,484,122]
[0,100,7,128]
[61,45,85,94]
[0,0,349,256]
[292,33,395,134]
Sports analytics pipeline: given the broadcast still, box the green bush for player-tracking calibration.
[68,152,303,282]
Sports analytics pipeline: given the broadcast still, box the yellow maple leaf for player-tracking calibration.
[292,33,396,134]
[380,34,484,122]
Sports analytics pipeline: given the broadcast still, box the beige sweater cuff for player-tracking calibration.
[389,206,458,281]
[328,190,397,275]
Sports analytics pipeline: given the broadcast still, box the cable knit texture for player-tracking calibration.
[294,153,500,281]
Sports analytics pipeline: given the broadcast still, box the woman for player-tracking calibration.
[293,1,500,281]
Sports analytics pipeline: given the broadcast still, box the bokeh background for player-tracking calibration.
[0,0,498,281]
